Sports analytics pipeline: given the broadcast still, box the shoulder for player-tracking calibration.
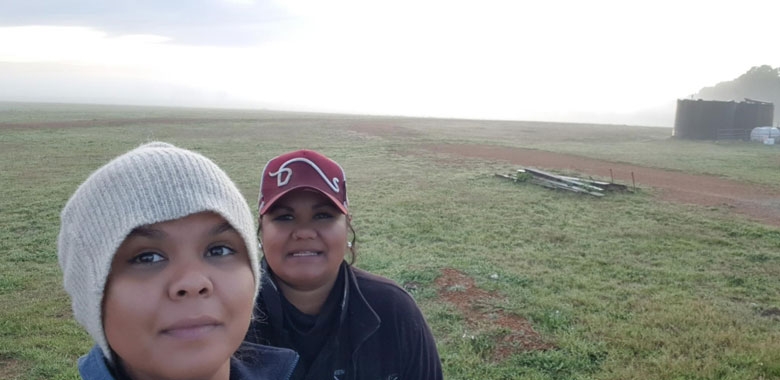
[348,267,444,378]
[350,266,427,318]
[77,345,116,380]
[351,266,412,301]
[232,342,299,380]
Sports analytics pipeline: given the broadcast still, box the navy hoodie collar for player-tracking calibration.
[78,343,298,380]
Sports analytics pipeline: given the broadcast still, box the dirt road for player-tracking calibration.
[423,143,780,227]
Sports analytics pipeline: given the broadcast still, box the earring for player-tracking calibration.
[347,241,352,248]
[258,241,263,249]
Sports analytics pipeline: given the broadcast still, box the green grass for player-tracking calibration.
[2,102,779,380]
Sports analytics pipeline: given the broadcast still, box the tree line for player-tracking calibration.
[694,65,780,122]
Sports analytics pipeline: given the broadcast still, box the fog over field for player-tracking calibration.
[1,0,779,126]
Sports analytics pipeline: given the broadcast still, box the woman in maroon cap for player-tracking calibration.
[245,149,443,380]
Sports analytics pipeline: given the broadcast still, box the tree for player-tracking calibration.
[695,65,780,121]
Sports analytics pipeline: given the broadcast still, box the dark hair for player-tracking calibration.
[347,221,357,265]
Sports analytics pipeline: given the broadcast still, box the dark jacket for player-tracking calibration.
[246,260,444,380]
[77,342,298,380]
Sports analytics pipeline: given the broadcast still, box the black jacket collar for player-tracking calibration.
[259,259,381,365]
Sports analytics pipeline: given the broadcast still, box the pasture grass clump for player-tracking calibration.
[2,102,780,380]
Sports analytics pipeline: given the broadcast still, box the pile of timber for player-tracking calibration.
[495,167,630,197]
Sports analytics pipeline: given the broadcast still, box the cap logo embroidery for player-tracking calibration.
[269,157,340,193]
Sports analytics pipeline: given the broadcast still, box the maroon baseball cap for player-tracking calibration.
[258,149,349,215]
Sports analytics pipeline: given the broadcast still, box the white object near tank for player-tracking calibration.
[750,126,780,143]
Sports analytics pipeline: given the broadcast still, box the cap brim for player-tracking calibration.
[260,185,348,215]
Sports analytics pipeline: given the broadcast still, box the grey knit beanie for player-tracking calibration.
[57,142,260,362]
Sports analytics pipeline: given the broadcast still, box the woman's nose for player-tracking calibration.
[292,224,317,240]
[168,261,213,299]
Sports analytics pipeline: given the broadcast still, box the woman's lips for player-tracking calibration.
[290,250,321,257]
[161,317,221,339]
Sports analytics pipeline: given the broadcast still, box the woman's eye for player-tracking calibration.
[271,214,293,222]
[207,245,236,257]
[130,252,165,264]
[314,212,334,220]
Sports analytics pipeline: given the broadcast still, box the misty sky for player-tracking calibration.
[1,0,779,126]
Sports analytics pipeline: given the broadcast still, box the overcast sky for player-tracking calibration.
[1,0,778,126]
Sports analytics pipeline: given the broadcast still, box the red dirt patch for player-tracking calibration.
[435,268,554,361]
[0,357,22,379]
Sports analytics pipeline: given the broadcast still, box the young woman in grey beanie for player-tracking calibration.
[57,142,298,380]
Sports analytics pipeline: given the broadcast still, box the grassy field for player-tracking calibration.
[1,102,779,380]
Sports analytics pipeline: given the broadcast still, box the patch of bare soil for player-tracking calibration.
[422,143,780,227]
[434,268,554,361]
[0,357,22,379]
[760,307,780,319]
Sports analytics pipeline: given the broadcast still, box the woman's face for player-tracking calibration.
[261,189,348,292]
[103,212,255,380]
